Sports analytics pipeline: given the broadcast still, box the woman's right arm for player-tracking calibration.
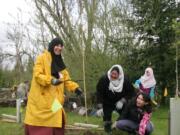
[149,86,155,99]
[119,102,130,120]
[34,55,52,86]
[96,75,105,104]
[134,79,141,88]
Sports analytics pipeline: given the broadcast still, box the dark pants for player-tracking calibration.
[116,119,153,135]
[103,103,123,133]
[103,104,122,121]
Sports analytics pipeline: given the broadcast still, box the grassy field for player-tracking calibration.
[0,106,168,135]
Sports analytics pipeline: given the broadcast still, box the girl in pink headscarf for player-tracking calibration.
[134,67,157,105]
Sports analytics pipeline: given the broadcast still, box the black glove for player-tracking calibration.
[51,78,61,85]
[75,87,83,96]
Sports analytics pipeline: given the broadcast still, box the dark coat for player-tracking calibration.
[120,98,152,123]
[96,74,135,106]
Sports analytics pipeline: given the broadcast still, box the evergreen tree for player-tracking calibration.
[129,0,179,95]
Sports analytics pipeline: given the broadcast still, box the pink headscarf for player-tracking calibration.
[140,67,156,88]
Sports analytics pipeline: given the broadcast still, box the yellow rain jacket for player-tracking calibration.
[24,50,79,127]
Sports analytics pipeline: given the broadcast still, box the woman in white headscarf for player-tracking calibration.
[96,64,135,134]
[134,67,157,104]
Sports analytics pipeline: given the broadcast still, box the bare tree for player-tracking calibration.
[33,0,135,92]
[1,9,34,81]
[34,0,99,55]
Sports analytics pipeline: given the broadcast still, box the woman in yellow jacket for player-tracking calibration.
[24,37,82,135]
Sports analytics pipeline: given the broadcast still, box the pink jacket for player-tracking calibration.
[138,112,151,135]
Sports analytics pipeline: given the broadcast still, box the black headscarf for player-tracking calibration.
[48,37,66,79]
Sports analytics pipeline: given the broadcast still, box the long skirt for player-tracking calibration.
[25,124,64,135]
[25,115,65,135]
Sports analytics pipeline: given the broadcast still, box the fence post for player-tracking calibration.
[16,99,21,123]
[170,98,180,135]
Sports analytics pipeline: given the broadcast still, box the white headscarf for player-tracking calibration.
[107,65,124,93]
[140,67,156,88]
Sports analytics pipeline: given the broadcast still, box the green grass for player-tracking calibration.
[0,106,169,135]
[151,106,169,135]
[0,107,24,135]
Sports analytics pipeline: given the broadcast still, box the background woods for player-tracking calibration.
[0,0,179,104]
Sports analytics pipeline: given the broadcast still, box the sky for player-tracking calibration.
[0,0,31,45]
[0,0,28,22]
[0,0,179,68]
[0,0,32,69]
[0,0,179,47]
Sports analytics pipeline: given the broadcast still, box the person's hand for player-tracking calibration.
[133,84,142,93]
[75,87,83,96]
[96,108,103,117]
[116,100,124,110]
[133,83,139,89]
[51,78,61,85]
[97,103,103,109]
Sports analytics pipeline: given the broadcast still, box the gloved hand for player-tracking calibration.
[75,87,83,96]
[51,78,61,85]
[133,83,139,89]
[96,108,103,117]
[97,103,103,109]
[116,100,123,110]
